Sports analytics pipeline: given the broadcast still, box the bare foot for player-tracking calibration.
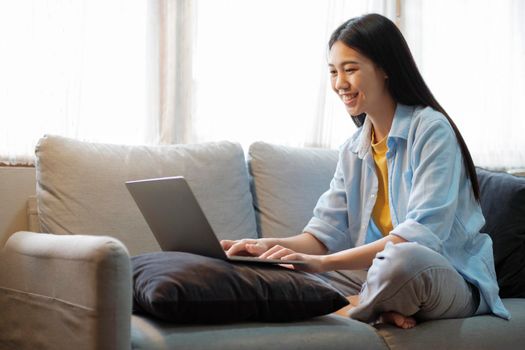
[380,312,417,329]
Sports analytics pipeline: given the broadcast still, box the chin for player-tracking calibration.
[347,107,363,115]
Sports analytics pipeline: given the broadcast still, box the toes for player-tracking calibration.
[404,317,417,329]
[381,312,417,329]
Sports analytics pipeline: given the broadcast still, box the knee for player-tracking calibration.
[367,242,448,285]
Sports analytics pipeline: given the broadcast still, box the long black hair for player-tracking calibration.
[330,13,480,201]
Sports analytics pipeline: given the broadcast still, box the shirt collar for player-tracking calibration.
[349,103,414,159]
[388,103,414,141]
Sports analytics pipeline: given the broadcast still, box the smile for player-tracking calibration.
[341,92,359,105]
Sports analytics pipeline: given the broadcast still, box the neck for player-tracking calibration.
[367,96,397,142]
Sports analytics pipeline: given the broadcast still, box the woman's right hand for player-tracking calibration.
[220,238,273,257]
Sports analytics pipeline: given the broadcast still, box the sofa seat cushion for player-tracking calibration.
[35,135,257,255]
[131,313,389,350]
[248,142,338,238]
[376,298,525,350]
[132,251,349,323]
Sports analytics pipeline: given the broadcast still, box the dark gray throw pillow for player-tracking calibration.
[131,252,349,323]
[477,168,525,298]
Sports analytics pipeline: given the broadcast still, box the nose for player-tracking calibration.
[334,72,350,91]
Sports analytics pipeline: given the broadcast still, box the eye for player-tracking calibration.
[345,68,356,74]
[329,70,337,76]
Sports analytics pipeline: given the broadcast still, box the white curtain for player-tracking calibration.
[0,0,154,165]
[156,0,196,144]
[188,0,396,151]
[1,0,523,170]
[401,0,525,170]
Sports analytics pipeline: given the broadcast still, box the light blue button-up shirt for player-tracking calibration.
[304,103,510,319]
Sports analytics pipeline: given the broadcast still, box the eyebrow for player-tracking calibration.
[328,60,360,67]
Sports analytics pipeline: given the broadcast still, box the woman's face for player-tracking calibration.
[329,40,390,117]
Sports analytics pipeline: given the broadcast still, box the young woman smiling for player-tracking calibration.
[221,13,510,329]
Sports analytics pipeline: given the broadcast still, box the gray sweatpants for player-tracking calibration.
[319,241,481,323]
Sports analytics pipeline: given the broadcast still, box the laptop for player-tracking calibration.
[125,176,305,265]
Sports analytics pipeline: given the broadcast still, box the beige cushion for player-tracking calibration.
[131,313,389,350]
[27,196,41,232]
[376,299,525,350]
[35,135,257,255]
[248,142,338,239]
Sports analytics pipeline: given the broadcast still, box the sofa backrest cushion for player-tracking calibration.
[248,142,338,239]
[35,135,257,256]
[477,167,525,298]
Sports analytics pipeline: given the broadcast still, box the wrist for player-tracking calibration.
[319,254,335,272]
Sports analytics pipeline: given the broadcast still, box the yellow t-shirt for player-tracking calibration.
[371,130,393,236]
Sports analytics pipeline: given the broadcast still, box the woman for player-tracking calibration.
[221,13,510,328]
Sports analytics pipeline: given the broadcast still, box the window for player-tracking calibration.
[1,0,523,170]
[0,0,151,164]
[401,0,525,169]
[191,0,396,150]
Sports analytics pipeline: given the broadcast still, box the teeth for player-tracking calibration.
[342,93,358,102]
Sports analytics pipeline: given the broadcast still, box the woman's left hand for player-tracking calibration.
[259,245,326,273]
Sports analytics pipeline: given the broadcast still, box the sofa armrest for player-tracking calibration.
[0,231,132,350]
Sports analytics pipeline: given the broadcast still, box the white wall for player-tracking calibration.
[0,167,36,247]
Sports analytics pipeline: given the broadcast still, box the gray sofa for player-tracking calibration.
[0,135,524,350]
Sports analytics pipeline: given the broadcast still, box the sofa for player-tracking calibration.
[0,135,524,350]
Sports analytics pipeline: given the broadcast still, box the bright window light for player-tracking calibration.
[0,0,149,164]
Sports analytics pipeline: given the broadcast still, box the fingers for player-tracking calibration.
[258,245,284,259]
[245,242,268,256]
[223,239,261,257]
[222,241,314,272]
[220,240,235,250]
[258,245,302,270]
[281,253,302,262]
[260,245,296,260]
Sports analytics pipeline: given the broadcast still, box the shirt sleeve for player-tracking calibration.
[303,153,352,253]
[390,118,464,253]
